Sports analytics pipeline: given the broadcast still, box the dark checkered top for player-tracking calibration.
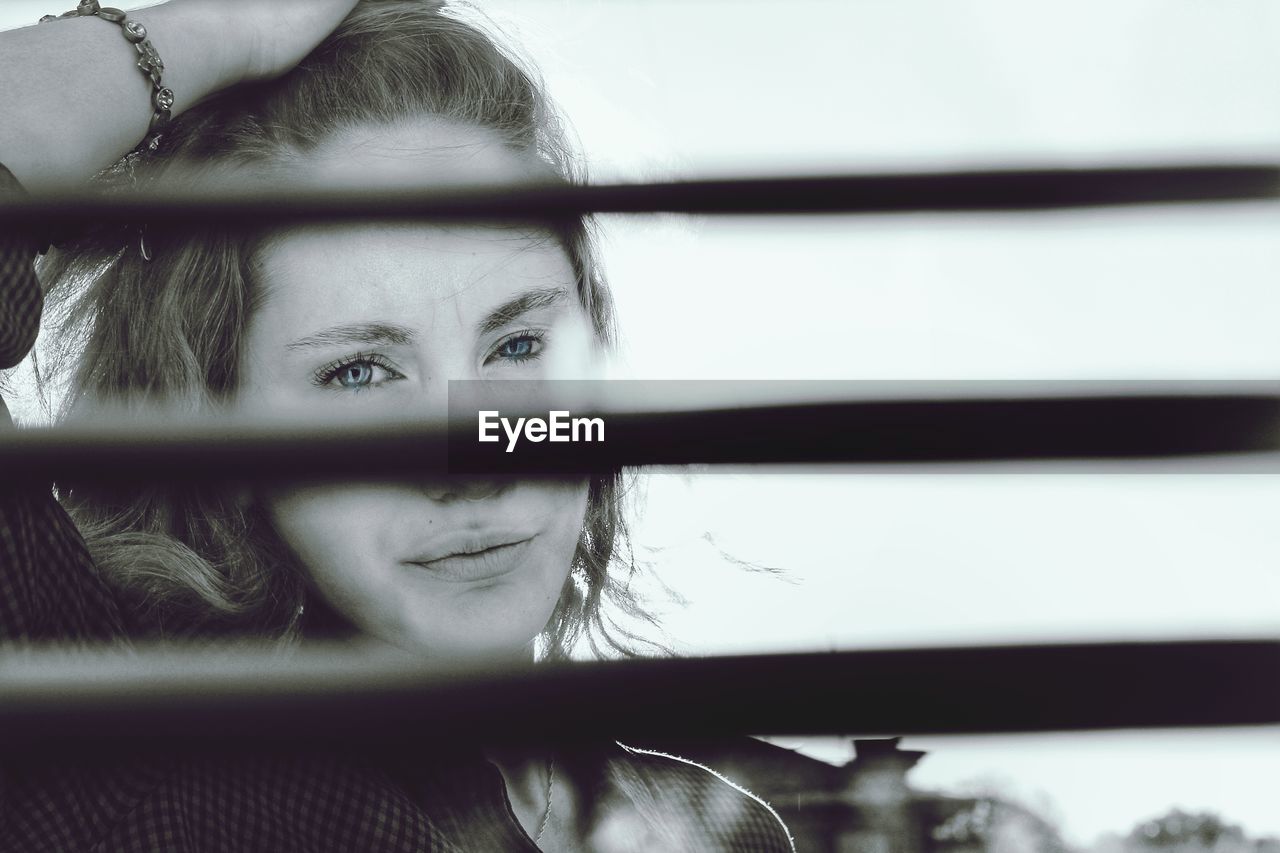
[0,164,795,852]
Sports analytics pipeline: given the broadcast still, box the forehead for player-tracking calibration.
[248,116,575,323]
[252,223,573,320]
[288,114,546,187]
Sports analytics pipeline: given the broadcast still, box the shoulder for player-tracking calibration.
[2,754,455,853]
[0,161,124,645]
[0,162,44,372]
[603,740,797,853]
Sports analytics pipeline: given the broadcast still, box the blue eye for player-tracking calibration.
[312,354,403,391]
[491,332,544,364]
[336,363,374,388]
[499,338,533,358]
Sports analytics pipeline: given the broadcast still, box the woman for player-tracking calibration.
[0,1,795,850]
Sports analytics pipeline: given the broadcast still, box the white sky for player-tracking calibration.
[3,0,1279,844]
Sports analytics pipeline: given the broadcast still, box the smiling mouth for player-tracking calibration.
[406,537,535,583]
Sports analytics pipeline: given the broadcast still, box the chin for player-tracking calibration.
[394,625,541,663]
[393,582,563,661]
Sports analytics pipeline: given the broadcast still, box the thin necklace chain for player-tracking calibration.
[533,756,556,846]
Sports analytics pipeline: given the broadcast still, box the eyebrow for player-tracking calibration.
[476,286,571,336]
[285,322,416,351]
[282,288,572,352]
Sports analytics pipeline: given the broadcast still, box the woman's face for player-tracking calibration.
[235,119,595,659]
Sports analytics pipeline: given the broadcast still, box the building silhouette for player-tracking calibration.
[684,736,1066,853]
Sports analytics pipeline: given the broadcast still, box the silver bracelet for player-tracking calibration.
[39,0,175,153]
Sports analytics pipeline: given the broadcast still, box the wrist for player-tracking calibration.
[139,0,258,104]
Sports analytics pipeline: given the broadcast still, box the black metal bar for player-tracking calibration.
[6,390,1280,483]
[0,640,1274,759]
[4,165,1277,233]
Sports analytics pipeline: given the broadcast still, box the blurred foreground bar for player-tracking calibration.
[4,164,1278,233]
[6,385,1280,482]
[0,640,1275,758]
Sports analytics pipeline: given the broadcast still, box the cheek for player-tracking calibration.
[525,479,591,558]
[260,478,595,654]
[262,484,399,603]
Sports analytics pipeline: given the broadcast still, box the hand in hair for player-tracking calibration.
[0,0,359,192]
[234,0,362,81]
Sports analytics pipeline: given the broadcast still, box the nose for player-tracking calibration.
[419,477,508,503]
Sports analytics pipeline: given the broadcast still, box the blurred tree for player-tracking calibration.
[1115,808,1256,853]
[927,777,1070,853]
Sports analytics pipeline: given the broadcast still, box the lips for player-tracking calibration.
[404,530,537,583]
